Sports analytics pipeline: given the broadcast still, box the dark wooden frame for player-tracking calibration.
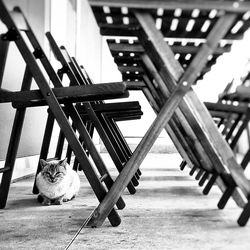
[0,2,134,226]
[85,4,250,227]
[32,32,143,196]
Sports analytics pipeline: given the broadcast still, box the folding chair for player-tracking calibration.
[68,54,143,183]
[192,102,250,183]
[215,84,250,170]
[58,36,143,181]
[182,95,250,161]
[0,2,136,226]
[85,0,250,227]
[32,31,143,196]
[105,35,238,187]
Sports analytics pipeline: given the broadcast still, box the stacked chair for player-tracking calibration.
[185,101,250,193]
[32,31,143,196]
[215,72,250,171]
[86,0,250,227]
[0,1,143,227]
[179,78,250,193]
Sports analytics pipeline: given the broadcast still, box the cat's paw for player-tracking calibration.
[62,197,71,202]
[54,199,63,205]
[63,194,76,202]
[42,200,51,206]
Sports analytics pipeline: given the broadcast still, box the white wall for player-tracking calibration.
[194,29,250,102]
[0,0,49,160]
[0,0,50,180]
[49,0,103,146]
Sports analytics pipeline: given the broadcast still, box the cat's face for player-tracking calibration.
[39,158,67,184]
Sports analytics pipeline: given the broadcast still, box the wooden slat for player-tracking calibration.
[126,81,146,90]
[108,43,231,55]
[100,26,244,40]
[85,101,141,112]
[205,102,247,114]
[0,82,129,105]
[89,0,250,13]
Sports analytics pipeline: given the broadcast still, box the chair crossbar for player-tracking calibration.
[0,83,129,105]
[86,2,250,227]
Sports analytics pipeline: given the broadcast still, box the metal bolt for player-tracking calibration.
[233,2,239,8]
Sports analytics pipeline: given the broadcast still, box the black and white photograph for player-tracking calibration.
[1,0,250,249]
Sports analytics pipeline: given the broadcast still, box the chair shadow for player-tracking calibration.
[6,196,41,209]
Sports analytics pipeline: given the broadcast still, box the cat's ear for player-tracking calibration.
[58,158,67,167]
[40,159,48,169]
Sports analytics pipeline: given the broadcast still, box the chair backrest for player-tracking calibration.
[206,101,250,149]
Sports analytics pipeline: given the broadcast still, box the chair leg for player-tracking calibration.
[0,108,26,208]
[217,186,235,209]
[180,161,186,170]
[241,149,250,170]
[203,172,218,195]
[101,114,139,187]
[238,200,250,226]
[195,168,204,180]
[199,172,210,187]
[95,112,138,191]
[189,166,197,176]
[106,116,142,178]
[55,130,65,159]
[0,67,32,208]
[32,111,55,194]
[65,105,127,209]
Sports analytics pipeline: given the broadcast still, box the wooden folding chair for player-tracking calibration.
[101,13,238,190]
[0,2,135,226]
[84,0,250,227]
[105,34,238,188]
[67,53,143,182]
[215,84,250,171]
[188,102,250,185]
[53,35,143,182]
[32,31,143,196]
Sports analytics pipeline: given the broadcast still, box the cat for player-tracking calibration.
[36,158,80,206]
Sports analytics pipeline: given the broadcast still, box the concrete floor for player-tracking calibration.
[1,153,250,250]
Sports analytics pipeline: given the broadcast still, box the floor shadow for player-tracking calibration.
[6,197,43,209]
